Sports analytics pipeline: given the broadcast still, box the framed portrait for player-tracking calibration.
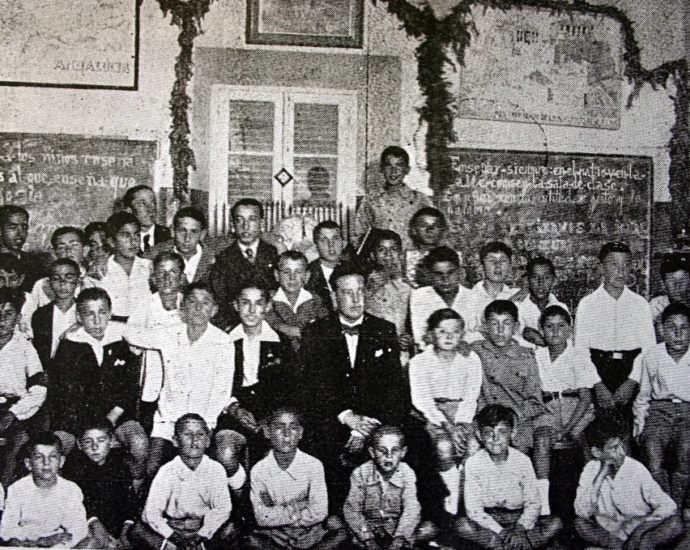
[246,0,364,49]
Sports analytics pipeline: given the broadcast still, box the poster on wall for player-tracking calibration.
[457,5,623,129]
[246,0,364,48]
[0,0,139,90]
[440,148,652,309]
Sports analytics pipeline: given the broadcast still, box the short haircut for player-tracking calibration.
[50,258,80,275]
[661,302,690,325]
[106,211,140,240]
[277,250,309,270]
[235,282,271,303]
[313,220,340,242]
[427,308,465,332]
[122,185,154,209]
[368,424,406,448]
[174,206,207,231]
[526,256,555,277]
[380,146,409,167]
[410,206,447,228]
[0,205,29,225]
[231,198,264,219]
[329,262,364,291]
[266,406,303,426]
[27,431,63,456]
[78,420,113,438]
[424,246,460,270]
[370,229,402,251]
[174,413,210,437]
[84,221,108,240]
[153,251,185,272]
[0,252,25,276]
[475,404,516,430]
[76,287,112,311]
[584,411,627,449]
[0,287,25,312]
[183,282,217,303]
[479,241,513,263]
[598,241,631,262]
[660,255,690,279]
[484,299,519,322]
[51,226,85,248]
[539,304,572,328]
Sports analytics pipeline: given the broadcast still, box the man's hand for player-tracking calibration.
[86,254,109,280]
[456,340,472,358]
[280,325,302,339]
[522,327,547,347]
[398,332,414,352]
[343,412,380,437]
[35,532,73,547]
[389,535,408,549]
[510,287,529,303]
[225,403,258,433]
[0,410,16,433]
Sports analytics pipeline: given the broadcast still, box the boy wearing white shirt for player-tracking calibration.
[409,246,473,349]
[632,302,690,508]
[574,413,683,549]
[574,242,655,420]
[123,283,244,487]
[130,414,234,550]
[89,211,153,321]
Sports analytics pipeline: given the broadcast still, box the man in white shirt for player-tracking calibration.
[574,242,655,420]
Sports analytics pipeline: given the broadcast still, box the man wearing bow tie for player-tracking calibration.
[301,263,410,509]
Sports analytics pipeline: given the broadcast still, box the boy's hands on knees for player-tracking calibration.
[398,332,414,352]
[502,524,530,550]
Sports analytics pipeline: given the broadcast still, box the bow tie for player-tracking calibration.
[341,324,361,336]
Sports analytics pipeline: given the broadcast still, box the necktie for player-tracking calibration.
[143,234,151,253]
[342,324,361,336]
[245,247,255,264]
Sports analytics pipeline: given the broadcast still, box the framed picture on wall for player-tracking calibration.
[246,0,364,48]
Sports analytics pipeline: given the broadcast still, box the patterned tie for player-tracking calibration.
[245,247,255,264]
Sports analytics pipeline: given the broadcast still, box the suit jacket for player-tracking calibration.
[31,302,54,369]
[300,313,409,450]
[149,241,216,285]
[17,251,49,291]
[50,339,140,434]
[210,239,278,329]
[140,224,172,259]
[305,260,334,312]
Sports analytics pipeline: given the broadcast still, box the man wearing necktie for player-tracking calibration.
[301,263,410,510]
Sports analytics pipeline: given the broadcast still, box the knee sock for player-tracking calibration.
[439,465,461,516]
[536,479,550,515]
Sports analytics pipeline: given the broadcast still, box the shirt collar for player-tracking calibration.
[340,315,363,328]
[238,240,260,256]
[175,244,202,261]
[228,320,280,343]
[272,287,313,311]
[365,461,406,488]
[268,449,302,474]
[67,323,124,346]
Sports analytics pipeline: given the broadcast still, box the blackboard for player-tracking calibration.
[439,148,653,310]
[0,133,158,251]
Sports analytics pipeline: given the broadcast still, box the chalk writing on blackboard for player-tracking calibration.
[439,149,652,309]
[0,133,157,251]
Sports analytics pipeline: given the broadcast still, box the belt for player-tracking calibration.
[543,391,579,403]
[652,398,688,405]
[591,349,640,361]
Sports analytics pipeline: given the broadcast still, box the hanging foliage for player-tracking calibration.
[374,0,690,232]
[156,0,215,200]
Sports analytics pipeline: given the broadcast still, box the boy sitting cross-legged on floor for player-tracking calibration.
[574,411,684,549]
[455,405,562,550]
[128,413,236,550]
[245,407,347,550]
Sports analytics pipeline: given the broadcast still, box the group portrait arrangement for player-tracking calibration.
[0,145,686,550]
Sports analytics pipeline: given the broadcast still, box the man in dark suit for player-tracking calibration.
[301,262,410,509]
[210,198,278,330]
[122,185,172,257]
[150,206,216,286]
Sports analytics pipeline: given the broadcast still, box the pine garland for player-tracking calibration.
[375,0,690,232]
[156,0,215,199]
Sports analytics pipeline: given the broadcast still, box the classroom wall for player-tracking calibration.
[0,0,686,207]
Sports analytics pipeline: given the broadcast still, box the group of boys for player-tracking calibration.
[0,145,686,549]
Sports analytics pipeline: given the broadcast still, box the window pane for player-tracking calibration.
[293,157,338,206]
[229,101,274,153]
[294,103,338,155]
[228,154,273,203]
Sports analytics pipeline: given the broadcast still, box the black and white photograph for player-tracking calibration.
[0,0,689,548]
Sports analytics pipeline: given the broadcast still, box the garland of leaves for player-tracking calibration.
[375,0,690,233]
[156,0,215,199]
